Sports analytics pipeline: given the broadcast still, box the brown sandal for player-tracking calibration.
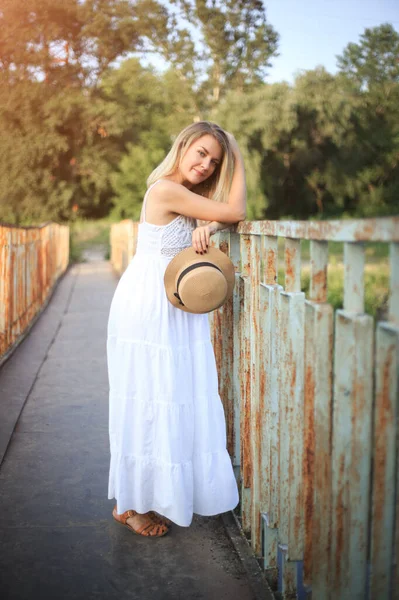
[149,511,172,527]
[112,507,169,538]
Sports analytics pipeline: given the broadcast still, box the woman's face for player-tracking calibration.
[177,134,223,188]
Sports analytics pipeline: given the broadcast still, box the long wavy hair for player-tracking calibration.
[147,121,235,203]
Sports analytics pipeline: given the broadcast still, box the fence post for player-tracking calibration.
[305,241,333,597]
[240,233,252,533]
[230,231,242,474]
[249,233,262,555]
[260,234,282,587]
[278,238,305,598]
[331,242,374,599]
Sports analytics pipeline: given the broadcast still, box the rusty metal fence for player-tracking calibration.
[110,216,398,600]
[110,220,138,276]
[0,222,70,362]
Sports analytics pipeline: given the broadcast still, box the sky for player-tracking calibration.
[264,0,399,83]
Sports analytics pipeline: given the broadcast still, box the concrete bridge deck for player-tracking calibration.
[0,258,265,600]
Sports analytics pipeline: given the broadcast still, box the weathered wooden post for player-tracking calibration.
[278,237,305,598]
[305,240,333,597]
[369,240,399,599]
[260,234,282,588]
[331,242,374,599]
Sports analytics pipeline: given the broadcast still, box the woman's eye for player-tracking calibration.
[198,150,205,157]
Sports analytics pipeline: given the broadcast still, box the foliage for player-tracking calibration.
[168,0,279,111]
[97,59,198,219]
[215,33,399,219]
[0,2,397,224]
[0,0,171,86]
[337,23,399,94]
[335,24,399,218]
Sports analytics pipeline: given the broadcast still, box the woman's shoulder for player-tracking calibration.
[149,179,191,201]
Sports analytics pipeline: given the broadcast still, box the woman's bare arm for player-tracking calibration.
[208,221,231,234]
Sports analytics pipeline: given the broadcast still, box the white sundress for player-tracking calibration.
[107,180,239,527]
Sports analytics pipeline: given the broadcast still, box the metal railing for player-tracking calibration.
[110,216,399,599]
[110,220,138,276]
[0,222,70,363]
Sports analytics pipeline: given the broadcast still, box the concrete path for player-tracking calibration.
[0,259,258,600]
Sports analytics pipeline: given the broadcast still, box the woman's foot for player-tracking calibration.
[113,507,169,537]
[149,511,172,527]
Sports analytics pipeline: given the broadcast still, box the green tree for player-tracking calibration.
[0,0,174,222]
[0,0,173,86]
[166,0,279,111]
[337,24,399,216]
[337,23,399,100]
[217,68,365,220]
[99,58,198,218]
[217,21,399,222]
[0,73,107,223]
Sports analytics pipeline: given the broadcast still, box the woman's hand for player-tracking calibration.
[192,224,216,254]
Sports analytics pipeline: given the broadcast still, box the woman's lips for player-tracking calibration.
[193,168,205,177]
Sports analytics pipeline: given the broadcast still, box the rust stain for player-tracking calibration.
[265,247,277,284]
[352,376,366,423]
[258,357,266,509]
[243,336,252,486]
[290,344,297,393]
[311,267,327,302]
[223,296,235,457]
[328,328,334,451]
[353,221,375,241]
[259,363,266,401]
[242,236,251,276]
[10,239,15,341]
[308,220,336,241]
[335,454,346,583]
[303,364,315,582]
[283,555,297,593]
[372,346,393,558]
[240,283,252,488]
[312,268,326,286]
[219,240,228,255]
[270,451,278,527]
[285,246,295,291]
[239,285,246,473]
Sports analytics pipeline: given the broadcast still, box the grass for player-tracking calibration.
[299,239,389,263]
[275,262,390,320]
[68,218,112,263]
[272,238,390,319]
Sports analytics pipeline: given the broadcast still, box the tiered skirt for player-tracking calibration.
[107,252,239,526]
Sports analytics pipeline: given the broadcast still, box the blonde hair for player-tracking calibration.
[147,121,235,203]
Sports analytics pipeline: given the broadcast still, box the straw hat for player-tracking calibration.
[164,246,235,314]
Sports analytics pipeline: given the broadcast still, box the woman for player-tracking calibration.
[107,121,246,537]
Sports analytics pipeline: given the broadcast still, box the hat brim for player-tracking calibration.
[164,246,235,313]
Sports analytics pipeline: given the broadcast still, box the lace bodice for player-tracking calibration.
[136,181,196,258]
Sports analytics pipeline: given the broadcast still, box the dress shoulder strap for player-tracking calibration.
[140,179,165,223]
